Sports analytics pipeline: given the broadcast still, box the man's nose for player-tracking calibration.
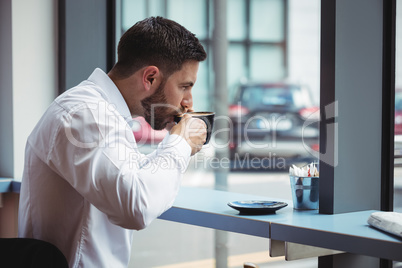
[181,93,193,110]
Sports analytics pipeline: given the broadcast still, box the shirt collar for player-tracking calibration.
[87,68,132,123]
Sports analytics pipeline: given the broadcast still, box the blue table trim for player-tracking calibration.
[159,187,310,238]
[0,178,21,193]
[160,206,271,238]
[3,181,402,260]
[11,181,21,193]
[159,187,402,262]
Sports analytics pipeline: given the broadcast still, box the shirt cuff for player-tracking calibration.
[158,133,192,158]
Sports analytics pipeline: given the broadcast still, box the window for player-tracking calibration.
[121,0,287,111]
[122,1,320,267]
[394,0,402,215]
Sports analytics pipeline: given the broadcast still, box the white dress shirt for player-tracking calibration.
[18,68,191,268]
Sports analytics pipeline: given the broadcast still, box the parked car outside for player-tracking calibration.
[228,82,319,169]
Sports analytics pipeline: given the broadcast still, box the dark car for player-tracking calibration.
[228,82,319,168]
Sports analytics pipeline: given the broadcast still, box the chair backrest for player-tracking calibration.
[243,262,260,268]
[0,238,68,268]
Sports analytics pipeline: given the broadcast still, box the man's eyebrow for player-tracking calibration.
[180,82,194,87]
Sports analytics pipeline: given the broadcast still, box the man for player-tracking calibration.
[18,17,207,268]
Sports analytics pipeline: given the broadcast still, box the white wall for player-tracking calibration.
[11,0,58,179]
[0,0,14,178]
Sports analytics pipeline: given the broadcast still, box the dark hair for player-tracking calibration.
[113,16,207,78]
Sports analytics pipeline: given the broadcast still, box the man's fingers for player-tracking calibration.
[169,116,207,156]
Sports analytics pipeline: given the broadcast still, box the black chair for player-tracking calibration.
[0,238,68,268]
[244,262,260,268]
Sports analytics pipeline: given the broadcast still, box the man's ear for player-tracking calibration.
[142,66,160,91]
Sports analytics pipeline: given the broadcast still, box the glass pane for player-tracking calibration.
[394,0,402,213]
[250,0,284,42]
[228,44,246,100]
[120,1,320,267]
[122,0,146,30]
[191,60,210,111]
[227,0,246,40]
[250,45,285,81]
[240,85,310,108]
[396,1,402,88]
[148,0,166,17]
[287,0,321,103]
[167,0,207,39]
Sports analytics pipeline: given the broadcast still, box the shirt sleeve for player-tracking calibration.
[47,103,191,230]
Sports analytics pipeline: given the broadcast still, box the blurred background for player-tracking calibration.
[122,0,402,267]
[1,0,400,267]
[122,0,320,111]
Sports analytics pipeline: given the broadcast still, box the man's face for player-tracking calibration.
[141,61,199,130]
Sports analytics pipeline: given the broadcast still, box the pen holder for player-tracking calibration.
[289,176,319,210]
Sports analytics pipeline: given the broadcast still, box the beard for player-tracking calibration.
[140,80,182,130]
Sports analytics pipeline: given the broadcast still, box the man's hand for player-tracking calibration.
[169,114,207,156]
